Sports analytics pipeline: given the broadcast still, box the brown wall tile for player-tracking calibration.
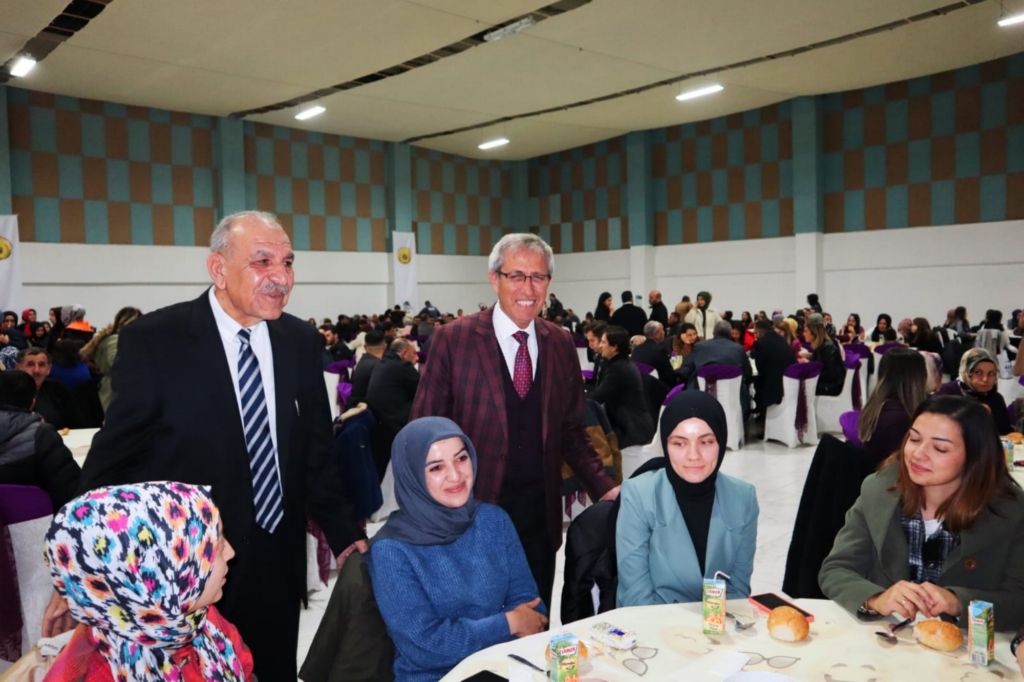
[744,127,762,165]
[728,166,745,203]
[595,218,609,251]
[443,193,455,223]
[908,96,931,140]
[954,177,980,224]
[341,216,357,251]
[455,224,468,255]
[430,222,444,254]
[572,221,585,252]
[824,192,844,233]
[538,195,550,225]
[726,112,744,130]
[596,156,608,187]
[844,149,864,190]
[80,99,104,116]
[467,195,479,225]
[126,105,148,120]
[430,160,443,191]
[681,138,696,173]
[864,104,885,147]
[620,217,630,246]
[744,202,762,239]
[711,133,727,168]
[682,208,697,243]
[955,87,981,133]
[290,128,306,143]
[583,189,595,220]
[416,190,430,221]
[309,215,326,251]
[651,145,667,177]
[654,212,668,246]
[152,204,175,245]
[908,183,931,227]
[667,176,682,210]
[697,171,712,206]
[107,202,132,244]
[886,143,908,186]
[105,117,128,159]
[760,103,779,125]
[487,197,500,226]
[273,140,291,177]
[149,122,171,164]
[12,195,34,241]
[454,164,467,193]
[1007,173,1024,220]
[885,81,908,101]
[779,197,794,236]
[370,152,385,185]
[823,111,844,153]
[371,218,386,252]
[244,136,256,174]
[278,213,293,239]
[981,57,1008,83]
[129,162,152,203]
[257,175,275,211]
[608,186,622,216]
[931,136,955,181]
[324,183,340,215]
[696,119,712,136]
[571,163,584,191]
[543,224,558,254]
[355,137,370,151]
[308,144,324,180]
[32,152,58,197]
[28,91,55,108]
[192,129,212,168]
[356,185,371,217]
[762,162,779,200]
[171,165,193,205]
[548,165,561,194]
[559,194,571,223]
[843,89,864,109]
[712,205,729,241]
[980,129,1007,175]
[931,71,956,91]
[56,110,81,156]
[8,104,30,150]
[339,148,355,182]
[1010,80,1024,126]
[59,199,85,243]
[83,158,107,200]
[864,187,886,230]
[292,179,309,215]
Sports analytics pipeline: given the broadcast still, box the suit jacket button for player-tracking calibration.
[964,559,977,571]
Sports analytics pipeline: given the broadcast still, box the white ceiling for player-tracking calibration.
[4,0,1023,159]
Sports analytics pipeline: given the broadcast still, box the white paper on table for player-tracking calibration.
[508,664,534,682]
[709,651,751,676]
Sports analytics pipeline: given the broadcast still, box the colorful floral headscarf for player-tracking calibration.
[44,482,246,682]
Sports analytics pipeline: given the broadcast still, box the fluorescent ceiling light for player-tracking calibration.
[478,138,509,150]
[294,105,325,120]
[10,57,36,78]
[998,12,1024,26]
[676,84,724,101]
[483,16,535,42]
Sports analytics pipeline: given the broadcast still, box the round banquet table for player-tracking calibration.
[440,599,1022,682]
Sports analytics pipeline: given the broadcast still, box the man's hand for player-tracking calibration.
[42,590,76,638]
[354,540,369,554]
[600,486,621,502]
[335,539,369,569]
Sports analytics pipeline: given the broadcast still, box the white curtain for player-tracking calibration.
[0,216,24,312]
[392,230,419,313]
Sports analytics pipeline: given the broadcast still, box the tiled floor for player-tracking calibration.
[296,439,815,673]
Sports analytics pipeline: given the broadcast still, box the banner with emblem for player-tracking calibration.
[392,230,419,315]
[0,216,24,312]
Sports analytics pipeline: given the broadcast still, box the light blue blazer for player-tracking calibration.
[616,469,758,607]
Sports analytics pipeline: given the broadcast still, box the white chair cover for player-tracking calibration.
[815,366,857,434]
[764,374,821,448]
[8,517,52,656]
[577,347,592,372]
[637,405,667,466]
[697,375,744,450]
[323,371,341,421]
[369,461,399,523]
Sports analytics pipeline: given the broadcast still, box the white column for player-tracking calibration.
[793,232,824,311]
[629,245,656,305]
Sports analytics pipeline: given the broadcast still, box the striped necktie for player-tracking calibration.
[238,328,284,533]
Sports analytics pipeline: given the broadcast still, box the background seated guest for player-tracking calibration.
[973,309,1004,332]
[79,306,141,413]
[869,313,894,343]
[14,348,82,429]
[631,321,678,386]
[59,304,95,344]
[19,308,36,338]
[684,291,721,341]
[807,293,823,314]
[858,348,928,462]
[367,337,422,479]
[904,317,942,354]
[670,322,698,371]
[43,482,252,681]
[370,418,547,682]
[320,323,355,367]
[617,391,758,606]
[775,318,802,359]
[679,321,753,409]
[1,311,28,350]
[938,349,1012,435]
[750,318,796,417]
[350,330,387,405]
[841,313,865,341]
[945,306,970,334]
[801,314,845,396]
[610,290,648,338]
[897,318,913,343]
[730,320,754,352]
[819,396,1024,630]
[592,325,656,448]
[47,339,92,391]
[584,320,609,382]
[0,370,80,509]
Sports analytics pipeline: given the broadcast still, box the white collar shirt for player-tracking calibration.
[207,287,279,460]
[492,303,538,380]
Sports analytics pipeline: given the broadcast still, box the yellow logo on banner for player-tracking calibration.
[0,237,12,261]
[397,247,412,264]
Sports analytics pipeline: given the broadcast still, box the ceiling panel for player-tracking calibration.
[413,117,630,160]
[0,0,67,38]
[405,0,552,24]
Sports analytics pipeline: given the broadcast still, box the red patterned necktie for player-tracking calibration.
[512,331,533,398]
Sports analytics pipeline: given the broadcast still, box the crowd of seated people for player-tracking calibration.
[5,277,1023,682]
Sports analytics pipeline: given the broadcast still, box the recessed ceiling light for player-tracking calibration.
[478,138,509,150]
[10,57,36,78]
[676,84,724,102]
[998,12,1024,26]
[294,105,326,120]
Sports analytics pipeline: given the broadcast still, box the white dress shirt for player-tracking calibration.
[208,287,280,463]
[492,303,538,380]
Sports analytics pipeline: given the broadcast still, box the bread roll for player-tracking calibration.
[1008,432,1023,445]
[767,606,809,642]
[913,619,963,652]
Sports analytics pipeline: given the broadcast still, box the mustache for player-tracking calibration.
[257,283,291,296]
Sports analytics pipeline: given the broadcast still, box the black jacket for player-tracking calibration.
[630,339,678,387]
[811,341,845,396]
[327,342,355,363]
[33,378,82,430]
[609,303,648,338]
[648,301,669,327]
[590,355,655,448]
[0,409,81,509]
[366,350,420,435]
[679,337,752,389]
[349,353,381,405]
[751,332,796,409]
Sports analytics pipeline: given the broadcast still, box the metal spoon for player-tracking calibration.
[875,617,913,643]
[727,613,755,631]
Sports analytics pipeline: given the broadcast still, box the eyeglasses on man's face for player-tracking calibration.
[497,270,551,286]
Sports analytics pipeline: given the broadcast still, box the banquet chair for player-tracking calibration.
[696,364,744,450]
[763,362,821,448]
[634,361,655,376]
[0,485,53,660]
[845,343,871,399]
[575,337,592,371]
[325,358,355,383]
[839,410,862,447]
[323,371,341,420]
[815,362,858,434]
[636,383,686,463]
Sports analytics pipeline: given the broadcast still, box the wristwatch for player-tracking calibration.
[857,603,880,619]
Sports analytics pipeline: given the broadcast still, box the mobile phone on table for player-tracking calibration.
[462,672,507,682]
[748,592,815,622]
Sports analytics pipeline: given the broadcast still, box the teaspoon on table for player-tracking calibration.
[874,617,913,643]
[727,613,755,631]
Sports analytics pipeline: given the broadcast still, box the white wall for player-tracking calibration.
[550,250,631,318]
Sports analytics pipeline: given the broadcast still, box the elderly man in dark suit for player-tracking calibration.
[411,233,618,612]
[680,320,753,413]
[630,320,678,387]
[750,317,796,418]
[647,289,668,327]
[51,211,364,681]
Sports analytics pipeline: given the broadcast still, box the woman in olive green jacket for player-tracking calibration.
[819,395,1024,631]
[80,306,141,412]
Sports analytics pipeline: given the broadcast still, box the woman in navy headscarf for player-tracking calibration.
[369,417,548,682]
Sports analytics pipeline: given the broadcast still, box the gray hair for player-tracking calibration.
[713,320,733,339]
[643,321,662,339]
[210,211,284,256]
[487,233,555,277]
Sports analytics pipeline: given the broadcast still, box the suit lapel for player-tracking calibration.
[535,321,552,448]
[655,476,704,589]
[189,293,247,455]
[943,494,1024,575]
[474,309,507,443]
[268,319,296,487]
[866,484,909,584]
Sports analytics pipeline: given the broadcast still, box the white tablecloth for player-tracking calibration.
[441,599,1022,682]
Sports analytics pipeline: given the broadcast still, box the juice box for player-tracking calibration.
[548,632,579,682]
[968,600,994,666]
[702,577,727,635]
[1002,438,1014,471]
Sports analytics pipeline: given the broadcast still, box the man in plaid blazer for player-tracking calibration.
[411,233,618,610]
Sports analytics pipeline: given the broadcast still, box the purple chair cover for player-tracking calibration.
[0,485,52,660]
[783,362,823,442]
[417,351,428,364]
[1019,376,1024,387]
[573,337,589,349]
[663,383,686,405]
[695,364,742,399]
[337,382,353,408]
[800,341,812,352]
[634,362,655,376]
[844,356,863,410]
[306,516,331,586]
[839,411,862,447]
[325,359,355,374]
[873,342,902,356]
[581,369,594,381]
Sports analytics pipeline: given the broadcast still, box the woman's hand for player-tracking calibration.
[506,597,548,637]
[918,583,962,619]
[865,581,932,619]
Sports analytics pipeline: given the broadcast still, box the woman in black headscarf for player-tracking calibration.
[870,313,895,343]
[369,417,547,682]
[616,392,759,606]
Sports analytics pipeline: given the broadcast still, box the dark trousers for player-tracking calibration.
[498,492,556,614]
[219,524,300,682]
